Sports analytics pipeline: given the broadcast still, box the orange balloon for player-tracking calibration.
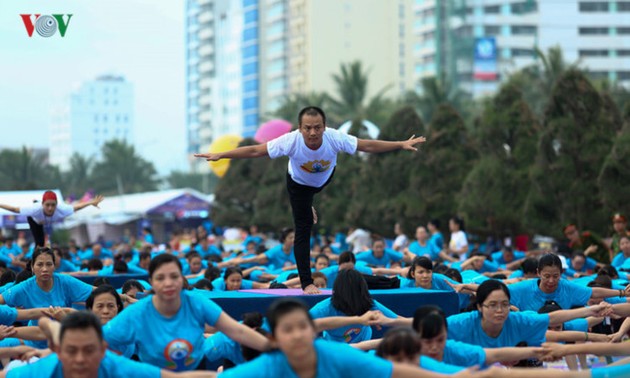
[208,135,243,178]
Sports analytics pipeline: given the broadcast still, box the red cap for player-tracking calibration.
[42,191,58,203]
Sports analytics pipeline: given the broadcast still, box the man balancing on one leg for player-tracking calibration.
[0,191,104,247]
[195,106,426,294]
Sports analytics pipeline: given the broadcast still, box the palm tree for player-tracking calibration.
[405,77,469,123]
[63,153,94,196]
[328,61,393,130]
[0,147,58,190]
[269,92,330,126]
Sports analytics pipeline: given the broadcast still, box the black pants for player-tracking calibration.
[27,217,46,247]
[286,171,334,289]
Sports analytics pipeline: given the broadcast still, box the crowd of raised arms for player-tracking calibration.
[0,213,627,378]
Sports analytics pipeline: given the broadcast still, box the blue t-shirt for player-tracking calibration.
[419,355,465,374]
[611,252,630,269]
[443,339,487,367]
[195,244,222,258]
[429,232,444,251]
[508,279,593,311]
[565,257,598,278]
[592,363,630,378]
[56,259,79,273]
[309,298,397,343]
[399,273,470,310]
[564,318,588,332]
[103,290,222,371]
[319,265,373,289]
[355,248,403,267]
[211,277,255,291]
[2,274,93,311]
[447,310,549,348]
[0,305,17,325]
[204,331,245,365]
[408,241,434,260]
[264,245,296,271]
[491,251,526,267]
[219,339,393,378]
[7,350,160,378]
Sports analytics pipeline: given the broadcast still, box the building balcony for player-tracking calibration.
[198,11,214,25]
[199,44,214,57]
[198,28,214,41]
[198,61,215,74]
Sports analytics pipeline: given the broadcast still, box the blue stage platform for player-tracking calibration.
[196,288,459,319]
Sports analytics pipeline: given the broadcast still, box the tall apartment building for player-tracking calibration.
[49,75,134,171]
[414,0,630,97]
[186,0,416,172]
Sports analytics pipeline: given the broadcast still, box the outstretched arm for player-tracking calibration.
[73,195,104,212]
[357,135,426,154]
[0,204,20,214]
[194,143,269,161]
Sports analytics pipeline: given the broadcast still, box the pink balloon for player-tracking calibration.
[254,119,293,143]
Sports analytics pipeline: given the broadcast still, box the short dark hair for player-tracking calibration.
[148,253,182,278]
[0,270,16,286]
[408,256,433,279]
[32,247,56,267]
[87,258,103,271]
[521,257,538,275]
[86,285,123,314]
[279,228,295,243]
[267,298,314,337]
[192,278,213,291]
[92,277,110,287]
[538,254,563,273]
[204,266,222,281]
[223,267,243,281]
[60,311,103,344]
[122,279,145,295]
[413,305,447,339]
[298,106,326,125]
[476,279,510,309]
[338,251,356,265]
[376,327,421,359]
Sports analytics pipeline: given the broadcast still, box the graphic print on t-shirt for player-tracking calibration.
[300,160,331,173]
[164,339,194,370]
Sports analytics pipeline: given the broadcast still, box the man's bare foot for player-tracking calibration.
[303,284,321,295]
[312,206,318,224]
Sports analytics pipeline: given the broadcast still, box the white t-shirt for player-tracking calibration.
[346,228,372,254]
[267,128,358,188]
[19,203,74,224]
[449,230,468,261]
[393,234,409,251]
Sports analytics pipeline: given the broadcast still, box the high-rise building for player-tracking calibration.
[414,0,630,97]
[49,75,134,171]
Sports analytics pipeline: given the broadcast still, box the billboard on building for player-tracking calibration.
[473,37,498,81]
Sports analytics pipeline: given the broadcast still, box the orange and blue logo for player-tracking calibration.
[163,339,195,371]
[300,160,331,173]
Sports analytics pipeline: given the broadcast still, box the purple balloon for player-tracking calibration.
[254,119,293,143]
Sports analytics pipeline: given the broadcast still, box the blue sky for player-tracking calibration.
[0,0,187,174]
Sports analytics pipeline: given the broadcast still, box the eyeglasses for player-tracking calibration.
[482,302,511,311]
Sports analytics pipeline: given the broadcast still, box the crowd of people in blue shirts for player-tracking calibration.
[0,213,629,377]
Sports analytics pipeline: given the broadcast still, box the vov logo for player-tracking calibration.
[20,14,73,37]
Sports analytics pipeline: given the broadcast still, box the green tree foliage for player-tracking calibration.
[598,103,630,218]
[404,77,471,123]
[421,104,476,224]
[269,92,330,126]
[166,170,218,193]
[62,153,94,197]
[525,70,617,234]
[458,83,538,234]
[91,140,159,195]
[211,139,289,230]
[0,147,61,190]
[345,107,427,236]
[328,61,394,127]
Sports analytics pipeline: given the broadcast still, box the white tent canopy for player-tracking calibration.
[63,188,214,227]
